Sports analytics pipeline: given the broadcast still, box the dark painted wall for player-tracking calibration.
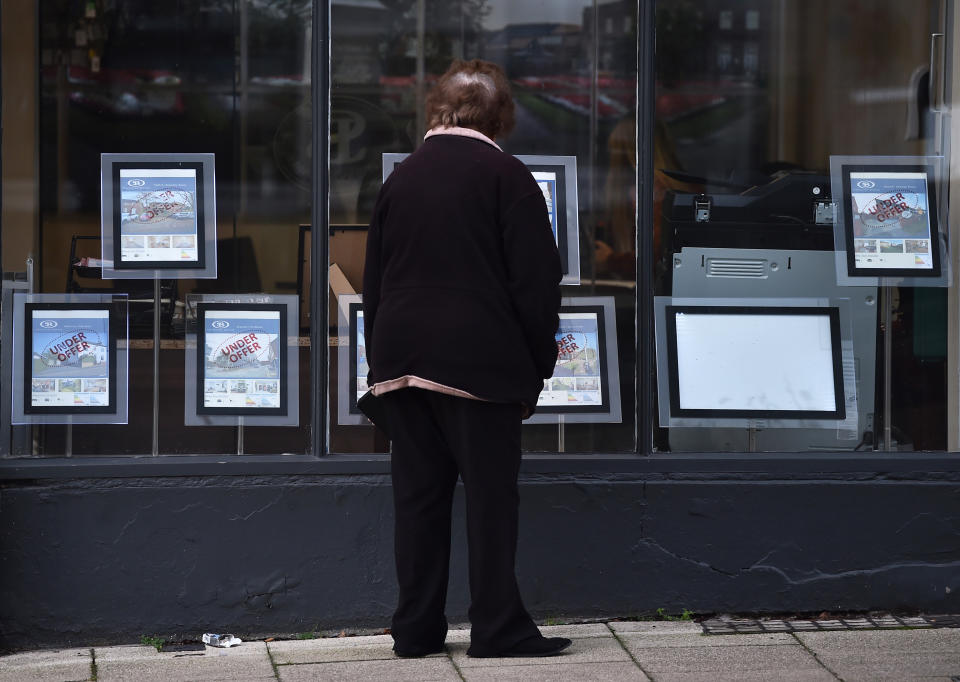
[2,467,960,650]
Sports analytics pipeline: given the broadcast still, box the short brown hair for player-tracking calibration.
[426,59,515,140]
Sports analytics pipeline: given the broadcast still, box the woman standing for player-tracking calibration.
[362,59,567,658]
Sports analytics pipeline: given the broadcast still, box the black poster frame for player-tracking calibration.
[111,160,207,270]
[22,301,120,415]
[839,163,942,279]
[195,302,289,417]
[664,305,846,421]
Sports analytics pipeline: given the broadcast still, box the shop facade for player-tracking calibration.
[1,0,959,648]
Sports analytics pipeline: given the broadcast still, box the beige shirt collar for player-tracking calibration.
[423,126,502,152]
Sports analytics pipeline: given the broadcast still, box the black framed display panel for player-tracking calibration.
[664,305,846,421]
[536,303,612,416]
[525,163,569,276]
[347,300,365,418]
[194,302,289,417]
[839,163,942,279]
[22,302,121,415]
[111,160,207,270]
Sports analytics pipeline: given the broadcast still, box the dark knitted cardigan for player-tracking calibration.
[362,133,562,414]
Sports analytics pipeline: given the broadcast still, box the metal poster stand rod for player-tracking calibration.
[557,414,565,453]
[65,419,73,457]
[747,426,759,453]
[237,417,244,456]
[882,285,894,451]
[152,278,161,456]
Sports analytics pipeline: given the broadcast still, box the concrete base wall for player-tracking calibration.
[2,472,959,649]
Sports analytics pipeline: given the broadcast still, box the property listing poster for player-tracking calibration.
[849,171,934,271]
[202,310,281,409]
[537,312,603,408]
[355,311,369,405]
[119,168,199,264]
[531,170,559,242]
[30,309,110,408]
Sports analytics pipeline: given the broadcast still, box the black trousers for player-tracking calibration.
[381,388,539,655]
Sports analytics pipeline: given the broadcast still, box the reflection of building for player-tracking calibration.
[485,23,582,78]
[583,0,637,74]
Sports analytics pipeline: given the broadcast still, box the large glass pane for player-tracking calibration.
[1,1,312,456]
[329,0,638,453]
[653,0,953,453]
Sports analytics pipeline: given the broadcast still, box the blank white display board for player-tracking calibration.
[673,311,839,414]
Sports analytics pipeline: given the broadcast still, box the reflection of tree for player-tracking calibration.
[379,0,491,75]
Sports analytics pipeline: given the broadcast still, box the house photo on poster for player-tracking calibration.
[196,304,286,416]
[382,153,581,284]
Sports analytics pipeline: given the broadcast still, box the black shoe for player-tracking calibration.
[393,644,446,658]
[467,635,572,658]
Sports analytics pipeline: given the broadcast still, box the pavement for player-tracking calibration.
[2,620,960,681]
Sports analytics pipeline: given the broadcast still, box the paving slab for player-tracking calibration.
[796,629,960,680]
[653,672,837,682]
[619,631,795,649]
[460,661,649,681]
[609,621,702,634]
[276,657,461,681]
[0,647,92,682]
[94,643,275,682]
[450,635,632,668]
[268,634,407,664]
[538,623,615,638]
[625,642,824,675]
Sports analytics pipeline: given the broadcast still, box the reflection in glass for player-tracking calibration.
[654,0,949,453]
[330,0,638,453]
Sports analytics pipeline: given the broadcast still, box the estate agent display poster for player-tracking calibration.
[195,303,287,416]
[336,295,368,426]
[528,296,622,424]
[25,304,117,413]
[382,153,581,285]
[830,155,948,286]
[114,163,205,268]
[100,153,218,279]
[10,294,129,425]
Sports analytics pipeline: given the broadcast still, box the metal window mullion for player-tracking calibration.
[637,0,656,455]
[311,0,331,456]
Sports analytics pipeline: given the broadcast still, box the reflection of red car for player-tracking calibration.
[63,65,184,115]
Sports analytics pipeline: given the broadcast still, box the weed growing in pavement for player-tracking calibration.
[656,608,694,622]
[140,635,166,652]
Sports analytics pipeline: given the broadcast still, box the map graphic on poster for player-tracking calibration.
[537,312,603,408]
[30,309,110,408]
[119,168,199,264]
[849,171,934,271]
[531,170,559,242]
[202,310,281,409]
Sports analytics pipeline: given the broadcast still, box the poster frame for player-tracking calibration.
[193,301,289,418]
[10,293,130,425]
[100,153,218,280]
[829,154,950,288]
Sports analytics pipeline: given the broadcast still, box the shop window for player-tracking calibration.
[653,0,956,454]
[328,0,639,454]
[1,1,313,456]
